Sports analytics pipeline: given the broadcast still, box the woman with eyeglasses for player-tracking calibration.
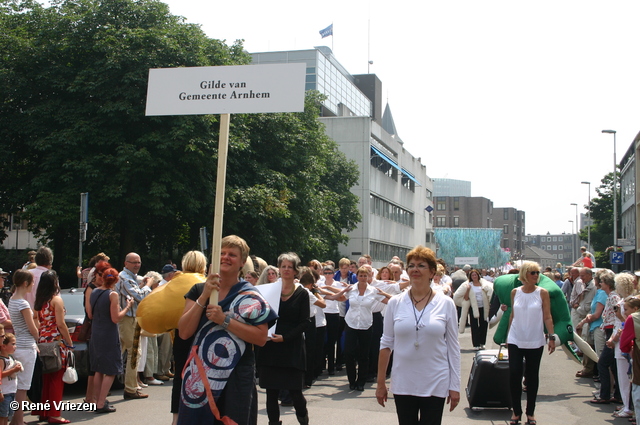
[376,246,460,425]
[326,266,389,392]
[321,265,343,376]
[506,261,555,425]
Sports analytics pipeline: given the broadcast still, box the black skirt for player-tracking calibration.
[258,365,304,390]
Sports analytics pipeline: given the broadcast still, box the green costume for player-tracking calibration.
[493,273,578,360]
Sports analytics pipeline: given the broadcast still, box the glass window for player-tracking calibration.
[504,209,509,220]
[503,225,508,234]
[453,197,460,211]
[453,217,459,227]
[436,216,446,227]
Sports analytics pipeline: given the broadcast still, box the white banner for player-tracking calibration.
[455,257,479,265]
[145,63,306,116]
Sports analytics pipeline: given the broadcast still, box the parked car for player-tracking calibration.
[60,288,90,377]
[61,287,126,387]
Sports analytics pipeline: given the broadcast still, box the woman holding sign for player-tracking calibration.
[177,236,276,425]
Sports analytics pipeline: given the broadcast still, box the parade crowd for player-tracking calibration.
[1,242,639,425]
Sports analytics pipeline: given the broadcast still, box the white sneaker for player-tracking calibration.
[146,378,164,386]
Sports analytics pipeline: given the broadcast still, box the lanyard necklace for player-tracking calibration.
[410,288,433,349]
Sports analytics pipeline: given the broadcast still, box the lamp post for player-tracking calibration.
[571,203,579,260]
[569,220,574,266]
[602,130,617,249]
[581,181,591,250]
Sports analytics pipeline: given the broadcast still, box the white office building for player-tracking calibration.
[251,47,434,266]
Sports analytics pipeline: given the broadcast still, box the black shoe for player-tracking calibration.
[328,370,335,376]
[355,385,365,391]
[95,404,116,414]
[349,384,356,391]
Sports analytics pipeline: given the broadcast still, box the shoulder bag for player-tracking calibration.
[38,341,63,374]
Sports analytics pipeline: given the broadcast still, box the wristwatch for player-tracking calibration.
[221,315,231,329]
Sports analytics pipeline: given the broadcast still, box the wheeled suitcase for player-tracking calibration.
[466,346,512,409]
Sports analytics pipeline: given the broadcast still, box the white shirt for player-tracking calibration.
[323,280,344,314]
[370,280,402,314]
[380,291,461,397]
[344,285,383,330]
[507,287,546,349]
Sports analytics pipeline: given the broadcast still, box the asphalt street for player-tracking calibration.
[50,326,623,425]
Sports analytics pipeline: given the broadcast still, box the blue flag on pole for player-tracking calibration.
[319,24,333,38]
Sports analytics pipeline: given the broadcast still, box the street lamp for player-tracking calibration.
[570,203,579,260]
[569,220,575,264]
[602,130,617,248]
[581,181,591,249]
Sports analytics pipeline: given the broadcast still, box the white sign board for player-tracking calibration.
[145,63,306,116]
[455,257,479,265]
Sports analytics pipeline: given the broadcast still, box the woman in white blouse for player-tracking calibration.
[376,246,460,425]
[326,267,389,392]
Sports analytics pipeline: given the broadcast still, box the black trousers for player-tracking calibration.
[508,344,543,417]
[368,312,384,378]
[344,325,372,386]
[469,307,488,347]
[394,394,445,425]
[266,388,306,423]
[325,313,341,372]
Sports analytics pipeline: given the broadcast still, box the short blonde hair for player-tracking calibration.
[338,257,351,268]
[221,235,250,263]
[181,250,207,274]
[518,261,541,284]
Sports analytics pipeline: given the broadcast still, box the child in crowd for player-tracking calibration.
[0,332,24,425]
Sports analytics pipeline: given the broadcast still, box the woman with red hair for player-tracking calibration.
[87,265,133,414]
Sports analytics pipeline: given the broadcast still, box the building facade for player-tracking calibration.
[251,47,434,267]
[620,139,636,270]
[433,178,471,197]
[524,233,579,268]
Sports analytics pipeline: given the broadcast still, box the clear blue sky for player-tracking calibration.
[163,0,640,235]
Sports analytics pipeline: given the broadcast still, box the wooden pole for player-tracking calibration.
[209,113,231,306]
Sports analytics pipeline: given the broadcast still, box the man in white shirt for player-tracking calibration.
[25,247,53,308]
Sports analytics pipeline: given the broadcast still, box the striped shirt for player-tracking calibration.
[8,298,36,349]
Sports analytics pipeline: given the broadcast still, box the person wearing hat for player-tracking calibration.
[159,264,178,287]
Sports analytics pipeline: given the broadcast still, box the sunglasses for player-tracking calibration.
[323,271,333,275]
[529,271,540,275]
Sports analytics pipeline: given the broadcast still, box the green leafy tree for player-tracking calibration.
[225,91,361,263]
[578,171,619,268]
[0,0,360,279]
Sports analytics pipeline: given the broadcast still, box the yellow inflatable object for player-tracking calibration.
[136,272,205,334]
